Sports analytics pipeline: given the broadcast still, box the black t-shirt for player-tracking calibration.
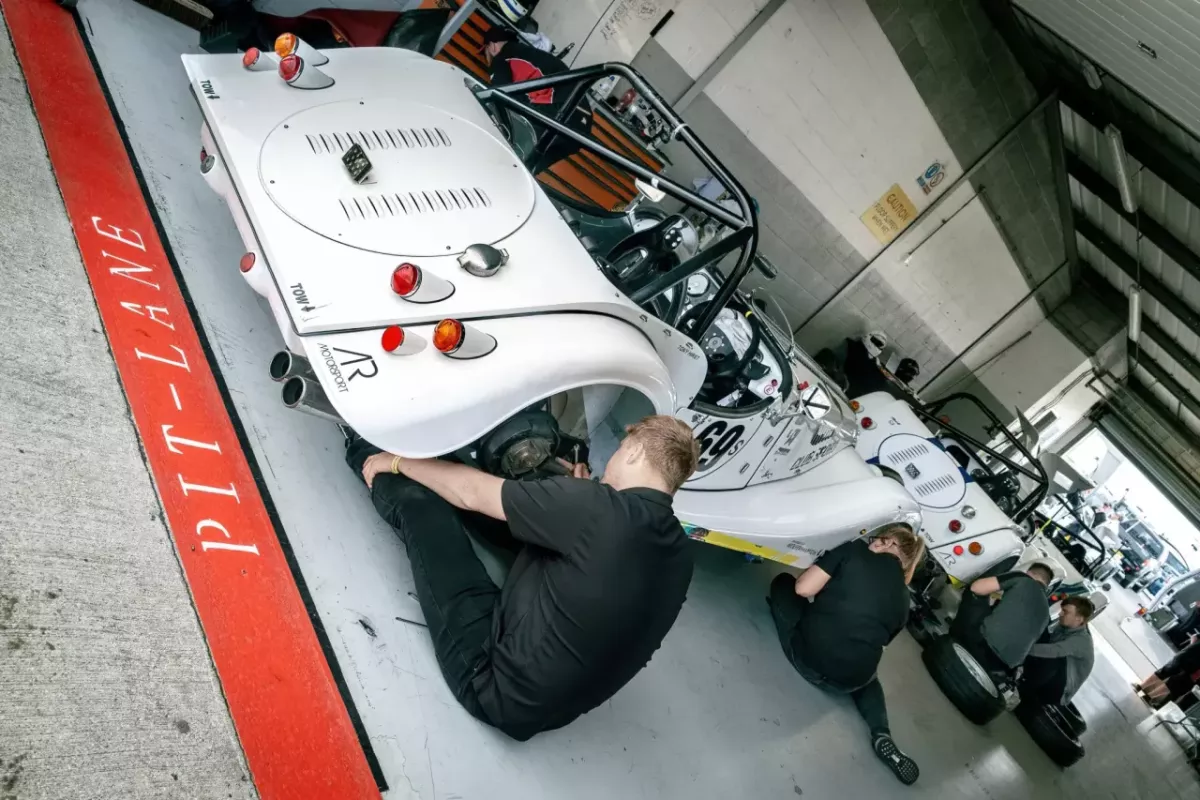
[474,477,693,739]
[795,539,909,688]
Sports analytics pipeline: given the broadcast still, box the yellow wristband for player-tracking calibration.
[391,456,402,474]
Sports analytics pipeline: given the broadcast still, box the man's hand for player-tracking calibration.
[556,458,591,479]
[362,452,399,489]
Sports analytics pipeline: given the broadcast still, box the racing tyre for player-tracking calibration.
[1059,701,1087,738]
[921,636,1005,725]
[1016,703,1085,767]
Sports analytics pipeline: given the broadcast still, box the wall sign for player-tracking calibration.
[860,183,918,245]
[916,161,947,195]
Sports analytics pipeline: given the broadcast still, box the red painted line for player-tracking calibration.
[2,2,381,798]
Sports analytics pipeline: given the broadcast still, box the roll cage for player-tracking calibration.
[912,393,1050,524]
[472,62,758,340]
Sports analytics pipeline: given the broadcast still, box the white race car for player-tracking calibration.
[183,40,919,567]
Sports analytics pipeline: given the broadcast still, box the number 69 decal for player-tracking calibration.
[695,421,746,472]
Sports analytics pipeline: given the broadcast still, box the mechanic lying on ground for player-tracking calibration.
[767,527,926,785]
[347,415,699,741]
[951,562,1055,676]
[481,26,593,173]
[1020,596,1096,707]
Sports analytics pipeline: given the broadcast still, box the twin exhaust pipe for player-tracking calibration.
[270,351,344,425]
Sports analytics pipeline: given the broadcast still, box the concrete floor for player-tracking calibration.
[3,0,1200,797]
[0,9,254,800]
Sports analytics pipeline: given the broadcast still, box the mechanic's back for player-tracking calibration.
[953,563,1054,672]
[482,470,693,737]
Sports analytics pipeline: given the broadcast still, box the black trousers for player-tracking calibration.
[1021,656,1068,705]
[768,574,891,738]
[345,437,519,734]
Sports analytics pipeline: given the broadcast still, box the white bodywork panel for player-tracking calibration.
[184,47,707,454]
[853,392,1026,582]
[302,316,676,457]
[677,447,922,568]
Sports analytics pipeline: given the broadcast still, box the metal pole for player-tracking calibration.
[674,0,786,111]
[434,0,477,56]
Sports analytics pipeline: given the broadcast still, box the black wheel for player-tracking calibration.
[476,411,560,478]
[921,636,1006,725]
[1059,701,1087,738]
[1016,703,1085,767]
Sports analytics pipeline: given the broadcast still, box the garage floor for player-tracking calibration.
[3,0,1200,797]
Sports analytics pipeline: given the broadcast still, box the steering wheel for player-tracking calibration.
[679,301,762,390]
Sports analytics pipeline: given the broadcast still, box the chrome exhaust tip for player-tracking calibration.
[281,376,344,424]
[270,350,316,383]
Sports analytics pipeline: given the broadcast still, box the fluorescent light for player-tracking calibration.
[1106,124,1138,213]
[1082,60,1103,90]
[1128,285,1142,344]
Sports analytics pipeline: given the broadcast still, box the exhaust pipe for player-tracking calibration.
[270,350,316,383]
[281,376,344,424]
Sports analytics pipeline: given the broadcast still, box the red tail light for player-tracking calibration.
[279,54,302,83]
[433,319,465,353]
[381,325,405,353]
[239,252,256,273]
[391,263,422,297]
[242,47,261,68]
[861,417,874,429]
[948,519,963,533]
[953,545,964,556]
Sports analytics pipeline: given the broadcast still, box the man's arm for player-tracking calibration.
[1029,634,1086,660]
[795,567,832,598]
[969,576,1002,596]
[364,453,506,520]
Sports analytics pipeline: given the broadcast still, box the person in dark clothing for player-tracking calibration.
[348,415,700,741]
[842,336,920,401]
[482,26,593,173]
[768,526,926,785]
[951,563,1054,676]
[1021,596,1096,706]
[1137,634,1200,709]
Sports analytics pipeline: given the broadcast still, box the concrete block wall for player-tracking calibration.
[866,0,1065,293]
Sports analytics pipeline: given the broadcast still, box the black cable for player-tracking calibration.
[569,0,620,67]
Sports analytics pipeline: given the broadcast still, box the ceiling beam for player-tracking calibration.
[1137,356,1200,421]
[1074,215,1200,331]
[1082,268,1200,382]
[1056,77,1200,213]
[1066,153,1200,284]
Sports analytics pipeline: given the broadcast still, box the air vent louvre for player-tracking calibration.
[305,127,452,154]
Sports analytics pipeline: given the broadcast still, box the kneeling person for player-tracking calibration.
[1022,596,1096,707]
[349,416,699,741]
[768,527,926,785]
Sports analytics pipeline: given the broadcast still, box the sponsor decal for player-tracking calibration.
[318,345,378,392]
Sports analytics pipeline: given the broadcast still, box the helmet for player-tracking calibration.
[864,330,888,359]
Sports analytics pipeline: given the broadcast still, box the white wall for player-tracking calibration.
[703,0,961,259]
[533,0,679,66]
[654,0,773,78]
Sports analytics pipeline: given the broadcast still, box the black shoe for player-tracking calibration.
[872,734,919,785]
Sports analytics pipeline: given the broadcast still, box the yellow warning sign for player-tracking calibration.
[860,184,918,245]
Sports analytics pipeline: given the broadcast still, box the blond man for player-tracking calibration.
[350,415,700,741]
